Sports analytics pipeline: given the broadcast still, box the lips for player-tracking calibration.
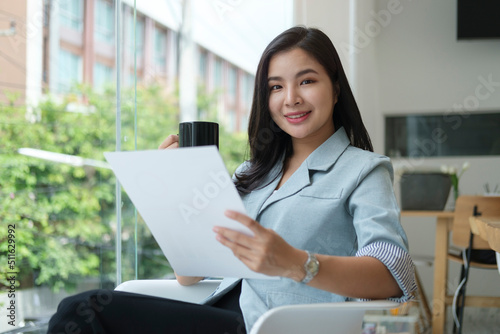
[285,111,311,123]
[286,111,310,119]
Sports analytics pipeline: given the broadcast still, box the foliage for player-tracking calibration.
[0,91,115,291]
[0,84,248,291]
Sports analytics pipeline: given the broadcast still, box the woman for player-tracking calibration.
[48,26,415,334]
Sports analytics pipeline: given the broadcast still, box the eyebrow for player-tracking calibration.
[267,68,319,82]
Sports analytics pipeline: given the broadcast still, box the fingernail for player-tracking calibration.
[213,227,220,233]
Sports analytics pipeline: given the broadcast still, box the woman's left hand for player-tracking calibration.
[213,210,306,281]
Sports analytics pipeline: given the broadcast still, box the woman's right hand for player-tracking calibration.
[158,134,179,149]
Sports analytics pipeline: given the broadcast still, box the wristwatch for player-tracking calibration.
[300,251,319,284]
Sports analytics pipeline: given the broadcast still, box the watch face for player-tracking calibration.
[306,257,319,273]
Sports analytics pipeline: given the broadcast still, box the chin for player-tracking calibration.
[286,130,313,140]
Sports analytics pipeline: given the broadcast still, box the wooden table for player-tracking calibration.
[469,217,500,253]
[401,210,454,334]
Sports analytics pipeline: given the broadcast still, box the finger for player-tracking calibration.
[158,134,179,149]
[224,210,263,235]
[215,232,256,263]
[214,227,254,248]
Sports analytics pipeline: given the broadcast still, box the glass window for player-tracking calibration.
[94,62,114,91]
[385,113,500,157]
[59,0,84,31]
[95,0,114,44]
[154,26,167,71]
[243,73,254,105]
[0,1,294,331]
[198,49,207,83]
[43,0,50,27]
[214,58,223,88]
[228,66,237,99]
[239,72,246,104]
[129,15,145,62]
[58,49,82,93]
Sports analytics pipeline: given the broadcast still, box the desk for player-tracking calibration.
[470,217,500,253]
[401,210,454,334]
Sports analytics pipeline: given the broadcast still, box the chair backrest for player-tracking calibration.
[452,196,500,249]
[249,300,400,334]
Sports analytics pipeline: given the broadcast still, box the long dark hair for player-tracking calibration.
[235,26,373,194]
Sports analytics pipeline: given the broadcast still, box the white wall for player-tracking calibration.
[375,0,500,113]
[295,0,500,312]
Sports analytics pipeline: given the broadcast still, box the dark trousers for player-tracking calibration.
[47,282,246,334]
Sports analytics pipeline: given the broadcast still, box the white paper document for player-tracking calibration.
[104,146,274,280]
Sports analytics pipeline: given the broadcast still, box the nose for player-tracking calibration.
[284,87,303,106]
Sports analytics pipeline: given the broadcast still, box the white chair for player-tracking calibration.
[115,279,400,334]
[497,252,500,276]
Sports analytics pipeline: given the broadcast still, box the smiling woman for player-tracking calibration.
[48,26,416,334]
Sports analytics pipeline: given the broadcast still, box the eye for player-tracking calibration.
[270,85,282,91]
[301,79,314,85]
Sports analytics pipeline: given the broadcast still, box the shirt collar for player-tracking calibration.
[305,126,351,171]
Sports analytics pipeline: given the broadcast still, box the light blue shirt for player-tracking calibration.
[204,127,416,331]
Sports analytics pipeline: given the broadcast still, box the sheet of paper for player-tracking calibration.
[104,146,274,280]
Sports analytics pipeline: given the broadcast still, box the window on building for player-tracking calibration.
[59,0,84,31]
[214,58,223,89]
[95,0,114,44]
[228,66,237,100]
[154,26,167,72]
[43,0,50,27]
[237,73,254,132]
[58,49,82,93]
[198,49,208,83]
[242,73,254,105]
[129,15,145,63]
[94,62,114,91]
[385,112,500,157]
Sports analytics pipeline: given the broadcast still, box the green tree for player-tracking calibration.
[0,91,116,291]
[1,84,248,291]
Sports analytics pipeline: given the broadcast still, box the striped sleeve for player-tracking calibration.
[356,241,417,303]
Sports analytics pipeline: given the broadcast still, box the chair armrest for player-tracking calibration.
[249,300,400,334]
[115,279,222,304]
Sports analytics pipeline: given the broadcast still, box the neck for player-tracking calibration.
[290,128,335,162]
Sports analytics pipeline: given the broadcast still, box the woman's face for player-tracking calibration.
[267,48,337,143]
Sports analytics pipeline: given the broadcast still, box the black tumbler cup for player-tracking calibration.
[178,121,219,149]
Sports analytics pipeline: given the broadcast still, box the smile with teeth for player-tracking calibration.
[286,111,311,119]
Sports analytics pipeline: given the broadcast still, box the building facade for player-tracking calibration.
[1,0,255,133]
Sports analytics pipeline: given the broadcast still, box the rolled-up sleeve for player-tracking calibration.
[356,242,416,302]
